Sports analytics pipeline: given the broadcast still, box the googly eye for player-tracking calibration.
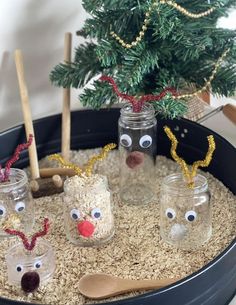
[185,210,197,222]
[70,209,81,220]
[34,260,42,269]
[15,201,25,213]
[91,208,102,220]
[120,134,132,147]
[16,264,23,272]
[139,135,152,148]
[165,208,176,220]
[0,205,6,218]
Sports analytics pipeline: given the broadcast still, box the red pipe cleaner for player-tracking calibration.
[0,165,4,182]
[5,218,50,251]
[2,134,33,182]
[100,75,178,113]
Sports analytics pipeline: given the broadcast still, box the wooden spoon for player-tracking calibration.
[78,273,180,299]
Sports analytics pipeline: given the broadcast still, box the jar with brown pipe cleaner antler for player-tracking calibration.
[160,127,215,250]
[49,144,116,247]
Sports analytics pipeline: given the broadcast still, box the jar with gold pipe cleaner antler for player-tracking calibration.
[0,135,34,237]
[5,218,55,293]
[100,76,179,205]
[159,126,216,250]
[48,143,116,247]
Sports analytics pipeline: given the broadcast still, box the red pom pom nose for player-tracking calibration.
[21,271,40,293]
[126,151,144,169]
[77,221,95,237]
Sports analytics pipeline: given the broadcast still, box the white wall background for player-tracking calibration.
[0,0,89,131]
[0,1,235,131]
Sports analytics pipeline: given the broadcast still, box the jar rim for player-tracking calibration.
[162,173,208,194]
[0,168,27,191]
[120,102,155,116]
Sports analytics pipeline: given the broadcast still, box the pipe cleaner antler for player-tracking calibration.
[100,75,178,113]
[48,143,116,177]
[84,143,116,176]
[5,218,49,251]
[48,154,83,176]
[164,126,216,188]
[1,134,33,182]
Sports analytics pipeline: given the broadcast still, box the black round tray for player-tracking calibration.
[0,109,235,305]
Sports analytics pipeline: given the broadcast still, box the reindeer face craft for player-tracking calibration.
[0,136,34,236]
[160,127,215,250]
[160,173,212,250]
[0,169,34,236]
[63,174,114,246]
[118,103,157,205]
[49,144,116,247]
[5,219,55,293]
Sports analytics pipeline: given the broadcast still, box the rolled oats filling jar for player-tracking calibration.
[63,174,114,247]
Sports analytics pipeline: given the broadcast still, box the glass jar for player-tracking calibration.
[0,168,34,237]
[6,240,55,290]
[160,173,212,250]
[118,103,157,205]
[63,174,114,247]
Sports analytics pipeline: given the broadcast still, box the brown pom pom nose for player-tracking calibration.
[21,271,40,293]
[126,151,144,169]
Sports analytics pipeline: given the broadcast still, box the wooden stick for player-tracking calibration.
[30,177,65,198]
[62,32,72,161]
[39,167,76,178]
[14,50,40,179]
[52,175,63,188]
[222,103,236,125]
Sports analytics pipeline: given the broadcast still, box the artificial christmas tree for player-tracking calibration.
[50,0,236,118]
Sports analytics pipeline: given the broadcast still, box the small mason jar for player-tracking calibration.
[63,174,114,247]
[6,239,55,291]
[0,168,34,236]
[118,103,157,205]
[160,173,212,250]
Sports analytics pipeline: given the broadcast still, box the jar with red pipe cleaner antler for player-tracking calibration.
[0,169,34,237]
[119,103,157,205]
[5,219,55,293]
[48,143,116,247]
[0,135,34,236]
[99,76,178,205]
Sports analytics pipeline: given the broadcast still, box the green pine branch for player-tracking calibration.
[50,0,236,119]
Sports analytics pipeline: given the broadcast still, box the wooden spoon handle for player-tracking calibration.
[119,277,179,292]
[14,50,40,179]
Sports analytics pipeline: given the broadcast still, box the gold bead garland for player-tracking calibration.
[110,0,216,49]
[48,143,116,177]
[110,2,158,49]
[175,48,230,100]
[164,126,216,188]
[160,0,215,19]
